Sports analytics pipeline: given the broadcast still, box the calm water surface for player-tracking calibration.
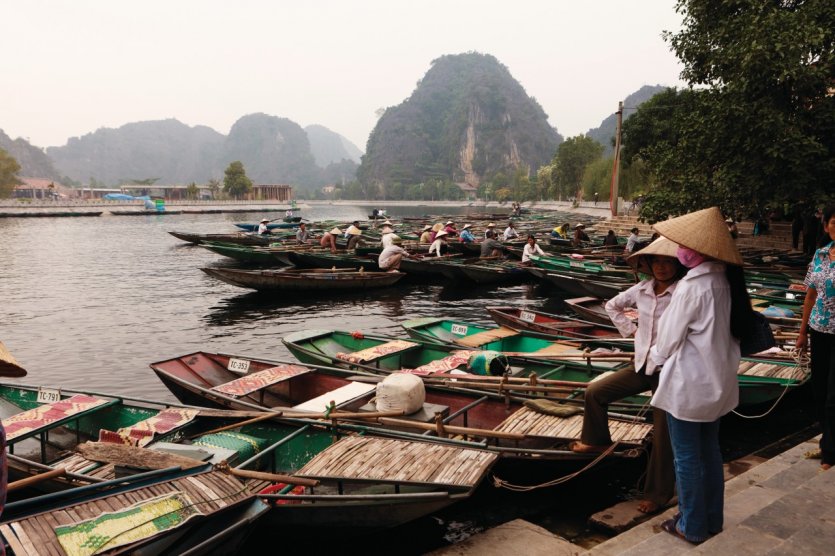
[0,204,816,553]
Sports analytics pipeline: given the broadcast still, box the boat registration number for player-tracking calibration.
[37,388,61,404]
[227,358,251,373]
[569,260,584,268]
[450,324,468,335]
[519,310,536,323]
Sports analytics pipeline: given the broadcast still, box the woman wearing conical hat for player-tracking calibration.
[320,227,341,253]
[572,237,685,514]
[645,207,751,544]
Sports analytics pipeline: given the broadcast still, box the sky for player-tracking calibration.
[3,0,686,152]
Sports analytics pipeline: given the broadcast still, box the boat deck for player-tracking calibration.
[297,436,496,488]
[494,407,651,444]
[0,471,248,556]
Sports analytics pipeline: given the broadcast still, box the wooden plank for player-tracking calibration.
[0,524,29,556]
[9,522,39,556]
[77,441,205,470]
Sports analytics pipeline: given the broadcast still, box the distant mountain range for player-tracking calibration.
[358,52,563,188]
[41,116,362,189]
[2,64,668,190]
[584,85,668,155]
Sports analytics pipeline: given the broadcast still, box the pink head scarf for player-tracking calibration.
[676,246,707,268]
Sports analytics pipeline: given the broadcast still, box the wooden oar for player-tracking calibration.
[223,466,320,487]
[7,468,67,492]
[375,417,525,440]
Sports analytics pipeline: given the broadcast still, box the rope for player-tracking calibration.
[732,348,810,419]
[492,443,619,491]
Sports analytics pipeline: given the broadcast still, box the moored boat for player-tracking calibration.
[486,306,623,341]
[201,267,405,291]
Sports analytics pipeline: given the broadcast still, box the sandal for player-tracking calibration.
[569,441,610,454]
[804,449,822,460]
[660,515,703,545]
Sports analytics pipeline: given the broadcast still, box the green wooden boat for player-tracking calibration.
[0,382,495,534]
[201,241,284,264]
[282,328,626,381]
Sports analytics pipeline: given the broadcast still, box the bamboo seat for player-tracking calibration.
[3,395,115,442]
[211,364,311,397]
[494,407,651,445]
[297,436,495,487]
[335,340,419,364]
[291,381,376,412]
[737,361,806,381]
[454,327,519,348]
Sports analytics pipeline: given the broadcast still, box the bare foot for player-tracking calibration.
[570,441,610,454]
[637,500,660,514]
[822,463,832,471]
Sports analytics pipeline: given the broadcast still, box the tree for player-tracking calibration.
[223,161,253,199]
[631,1,835,221]
[552,136,604,199]
[186,182,199,200]
[0,148,21,198]
[206,178,221,199]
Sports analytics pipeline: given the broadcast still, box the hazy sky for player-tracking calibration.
[4,0,685,151]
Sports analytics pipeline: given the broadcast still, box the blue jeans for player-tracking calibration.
[666,415,723,542]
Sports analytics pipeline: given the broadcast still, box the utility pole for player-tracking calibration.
[610,101,623,216]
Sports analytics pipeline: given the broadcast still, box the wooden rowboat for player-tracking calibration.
[564,296,622,326]
[486,306,623,341]
[201,267,404,291]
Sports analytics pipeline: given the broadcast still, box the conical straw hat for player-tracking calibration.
[652,207,743,266]
[627,236,679,274]
[0,341,27,377]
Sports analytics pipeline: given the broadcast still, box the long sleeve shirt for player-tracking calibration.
[804,241,835,334]
[503,227,519,241]
[605,279,676,373]
[521,243,545,263]
[428,239,445,257]
[648,262,740,422]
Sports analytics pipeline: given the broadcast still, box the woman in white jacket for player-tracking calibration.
[648,207,750,544]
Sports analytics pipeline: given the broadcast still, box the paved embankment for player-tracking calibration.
[432,435,833,555]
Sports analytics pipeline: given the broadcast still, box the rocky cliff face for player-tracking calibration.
[358,52,562,187]
[0,129,63,181]
[585,85,668,155]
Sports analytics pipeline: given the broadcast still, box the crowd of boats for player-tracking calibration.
[0,209,813,554]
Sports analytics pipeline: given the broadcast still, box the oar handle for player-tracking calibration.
[225,467,320,487]
[8,468,67,492]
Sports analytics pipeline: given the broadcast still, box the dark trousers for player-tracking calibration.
[581,367,675,506]
[811,329,835,465]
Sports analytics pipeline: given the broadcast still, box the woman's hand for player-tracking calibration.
[796,329,808,352]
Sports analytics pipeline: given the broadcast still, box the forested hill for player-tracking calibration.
[585,85,667,154]
[0,129,63,181]
[357,52,562,188]
[45,116,359,189]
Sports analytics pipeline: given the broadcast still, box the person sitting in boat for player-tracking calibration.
[521,234,545,265]
[257,218,271,235]
[380,224,396,248]
[551,223,570,239]
[320,227,340,253]
[602,229,619,247]
[480,229,506,258]
[428,222,444,243]
[503,221,519,241]
[346,225,363,250]
[443,220,458,237]
[378,235,418,272]
[419,225,433,244]
[428,230,449,257]
[625,227,640,253]
[344,221,361,239]
[484,222,496,239]
[295,222,310,244]
[572,223,590,247]
[571,237,686,515]
[459,224,475,243]
[285,209,293,218]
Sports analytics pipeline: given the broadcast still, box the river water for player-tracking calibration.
[0,204,817,553]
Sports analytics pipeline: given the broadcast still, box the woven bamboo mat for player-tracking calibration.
[737,361,806,381]
[494,407,651,444]
[297,436,495,487]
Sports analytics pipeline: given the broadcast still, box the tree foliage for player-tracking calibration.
[552,136,604,200]
[0,148,21,198]
[223,161,253,199]
[630,0,835,221]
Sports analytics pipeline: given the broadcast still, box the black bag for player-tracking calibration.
[740,312,776,356]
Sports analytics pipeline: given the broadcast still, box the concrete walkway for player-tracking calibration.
[432,435,834,555]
